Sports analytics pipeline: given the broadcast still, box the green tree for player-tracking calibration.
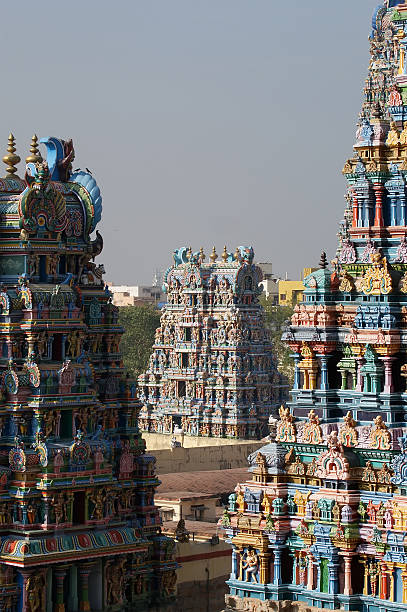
[260,297,294,384]
[118,305,161,376]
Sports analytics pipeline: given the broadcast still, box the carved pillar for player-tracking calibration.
[356,357,364,392]
[381,563,388,600]
[78,563,93,611]
[373,183,385,228]
[293,354,300,390]
[54,567,68,612]
[61,334,67,360]
[20,502,27,525]
[328,560,339,595]
[352,194,358,228]
[381,356,394,394]
[309,365,318,391]
[231,548,238,580]
[291,553,297,586]
[343,554,353,596]
[20,571,32,612]
[390,195,397,227]
[42,493,51,527]
[21,569,46,612]
[237,549,243,581]
[389,563,395,602]
[307,553,314,590]
[318,355,329,391]
[400,41,407,76]
[316,559,321,592]
[26,333,35,356]
[273,548,281,586]
[303,369,309,391]
[260,553,270,585]
[402,569,407,603]
[364,193,372,227]
[401,192,406,226]
[361,559,369,596]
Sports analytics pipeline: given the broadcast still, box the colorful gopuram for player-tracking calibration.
[138,246,287,440]
[0,135,176,611]
[221,2,407,611]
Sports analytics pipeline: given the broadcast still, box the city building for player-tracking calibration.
[158,468,248,612]
[155,492,219,523]
[278,268,316,306]
[0,135,176,611]
[108,284,164,307]
[162,519,231,612]
[221,2,407,611]
[138,246,288,440]
[257,263,278,304]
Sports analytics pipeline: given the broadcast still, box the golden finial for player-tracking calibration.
[234,247,240,262]
[187,246,192,261]
[222,245,228,262]
[25,134,43,165]
[199,247,205,262]
[210,246,217,263]
[3,133,21,177]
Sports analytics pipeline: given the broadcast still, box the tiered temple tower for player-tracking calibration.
[0,135,176,611]
[138,246,287,440]
[221,2,407,611]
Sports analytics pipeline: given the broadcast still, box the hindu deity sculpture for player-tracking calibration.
[221,3,407,611]
[139,246,288,439]
[0,135,176,610]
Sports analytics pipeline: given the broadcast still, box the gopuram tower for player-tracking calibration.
[0,135,176,611]
[138,246,287,440]
[221,2,407,611]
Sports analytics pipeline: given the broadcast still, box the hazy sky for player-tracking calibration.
[1,0,379,283]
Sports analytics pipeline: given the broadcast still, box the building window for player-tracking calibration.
[191,505,205,521]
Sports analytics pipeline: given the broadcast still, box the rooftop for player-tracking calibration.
[155,491,218,502]
[161,520,222,539]
[157,468,250,497]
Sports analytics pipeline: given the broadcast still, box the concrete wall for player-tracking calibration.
[150,575,229,612]
[176,539,230,612]
[150,539,231,612]
[143,432,262,450]
[146,439,263,474]
[223,596,332,611]
[155,497,218,522]
[176,540,231,584]
[176,574,230,612]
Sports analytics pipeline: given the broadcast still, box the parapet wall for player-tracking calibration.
[223,596,331,611]
[142,433,263,474]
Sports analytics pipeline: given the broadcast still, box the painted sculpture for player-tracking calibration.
[221,2,407,611]
[138,246,288,439]
[0,135,176,611]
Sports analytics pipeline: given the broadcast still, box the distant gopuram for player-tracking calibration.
[138,246,287,440]
[0,135,176,611]
[221,2,407,611]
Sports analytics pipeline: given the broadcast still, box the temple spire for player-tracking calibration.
[25,135,43,165]
[2,133,20,177]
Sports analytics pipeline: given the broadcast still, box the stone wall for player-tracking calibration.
[143,432,265,450]
[143,435,263,474]
[223,595,332,612]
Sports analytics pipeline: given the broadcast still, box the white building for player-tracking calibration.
[107,284,165,307]
[257,262,279,304]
